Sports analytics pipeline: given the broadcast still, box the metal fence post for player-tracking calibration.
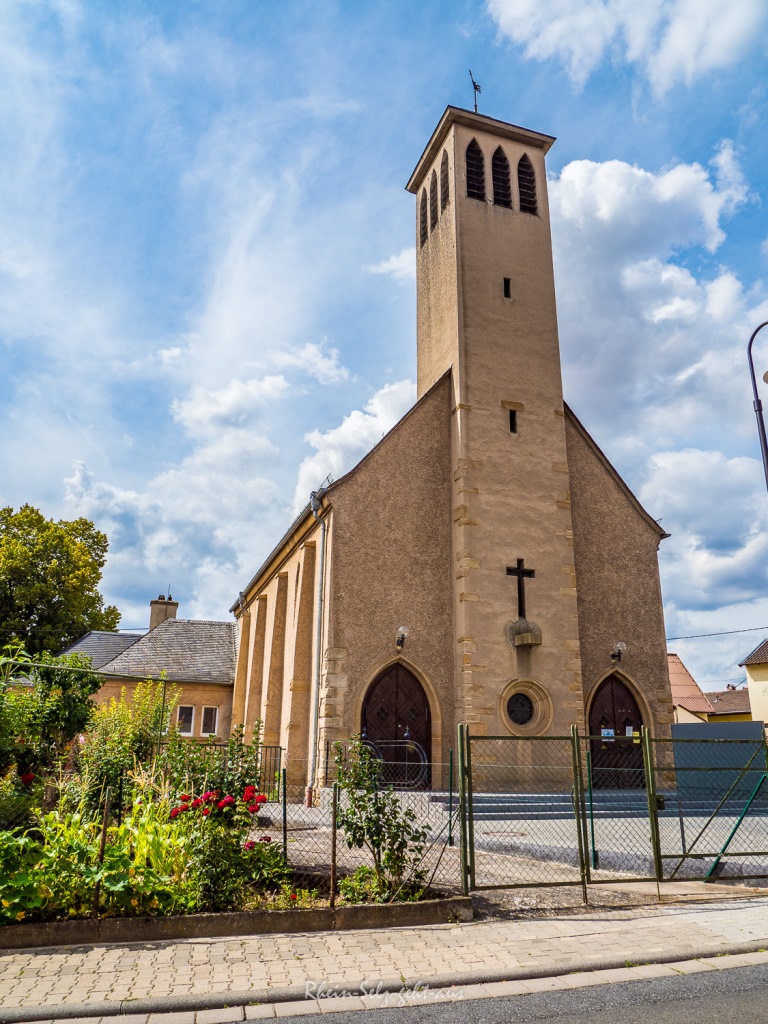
[448,748,454,848]
[281,767,288,861]
[464,725,476,891]
[642,728,663,883]
[330,782,338,909]
[570,726,589,901]
[457,724,470,896]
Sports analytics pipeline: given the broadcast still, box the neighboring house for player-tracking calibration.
[65,596,238,741]
[667,653,714,723]
[740,638,768,725]
[61,630,143,669]
[227,106,674,798]
[706,687,752,724]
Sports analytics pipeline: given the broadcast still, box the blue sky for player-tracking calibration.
[1,0,767,690]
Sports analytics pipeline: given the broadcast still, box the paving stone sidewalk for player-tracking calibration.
[2,896,768,1021]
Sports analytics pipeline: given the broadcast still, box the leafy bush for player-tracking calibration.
[169,781,287,912]
[76,679,179,810]
[0,777,287,924]
[159,723,262,798]
[0,642,102,778]
[334,738,428,902]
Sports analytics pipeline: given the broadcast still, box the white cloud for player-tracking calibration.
[273,341,349,384]
[171,375,292,436]
[487,0,768,94]
[292,379,415,512]
[367,248,416,282]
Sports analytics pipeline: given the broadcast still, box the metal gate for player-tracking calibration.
[456,724,768,895]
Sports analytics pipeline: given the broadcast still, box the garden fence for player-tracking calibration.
[457,724,768,897]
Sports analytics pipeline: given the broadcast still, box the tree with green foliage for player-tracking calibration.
[0,504,119,654]
[0,641,103,777]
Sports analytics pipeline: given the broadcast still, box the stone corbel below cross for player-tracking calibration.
[505,558,542,648]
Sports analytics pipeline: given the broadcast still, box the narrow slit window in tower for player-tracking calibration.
[492,147,512,208]
[430,170,438,231]
[420,188,428,247]
[440,150,449,211]
[466,139,485,201]
[503,277,511,299]
[509,409,518,434]
[518,154,538,215]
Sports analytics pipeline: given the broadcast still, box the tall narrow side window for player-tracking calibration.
[492,147,512,208]
[420,188,428,247]
[430,170,438,231]
[466,139,485,201]
[518,154,538,215]
[440,150,449,211]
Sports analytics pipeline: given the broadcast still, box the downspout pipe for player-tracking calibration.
[306,488,327,806]
[748,321,768,493]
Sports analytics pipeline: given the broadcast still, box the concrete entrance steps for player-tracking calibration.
[428,791,768,820]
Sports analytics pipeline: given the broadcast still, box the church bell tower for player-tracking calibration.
[406,107,585,736]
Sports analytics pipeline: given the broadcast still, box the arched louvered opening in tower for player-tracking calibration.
[517,154,538,215]
[419,188,428,247]
[440,150,449,211]
[465,139,485,201]
[430,170,438,231]
[492,147,512,208]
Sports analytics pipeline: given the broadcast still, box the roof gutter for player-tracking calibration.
[306,488,328,806]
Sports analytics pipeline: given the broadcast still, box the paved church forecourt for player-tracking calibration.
[3,891,768,1022]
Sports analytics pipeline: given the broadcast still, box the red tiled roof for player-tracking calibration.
[707,688,751,714]
[740,638,768,667]
[667,653,715,715]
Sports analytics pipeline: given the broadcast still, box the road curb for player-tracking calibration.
[3,937,768,1022]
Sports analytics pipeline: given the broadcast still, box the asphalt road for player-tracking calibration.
[255,963,768,1022]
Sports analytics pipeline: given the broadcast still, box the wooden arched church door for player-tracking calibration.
[361,664,431,789]
[588,674,645,789]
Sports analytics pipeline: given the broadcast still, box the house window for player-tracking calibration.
[177,705,194,736]
[201,706,219,736]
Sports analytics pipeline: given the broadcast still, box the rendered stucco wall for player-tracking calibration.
[564,412,674,735]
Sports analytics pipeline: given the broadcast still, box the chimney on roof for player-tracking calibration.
[149,594,179,631]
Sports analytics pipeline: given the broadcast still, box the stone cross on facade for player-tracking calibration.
[506,559,535,619]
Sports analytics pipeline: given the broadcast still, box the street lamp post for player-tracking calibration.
[747,321,768,492]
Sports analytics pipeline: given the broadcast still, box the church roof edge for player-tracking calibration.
[231,370,453,611]
[406,106,556,194]
[564,403,670,541]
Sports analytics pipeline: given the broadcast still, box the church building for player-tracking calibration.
[229,107,675,795]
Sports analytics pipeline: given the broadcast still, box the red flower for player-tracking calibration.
[243,840,256,851]
[256,794,268,805]
[290,894,297,901]
[202,808,211,816]
[19,772,34,786]
[201,790,218,802]
[243,785,256,800]
[170,808,180,819]
[217,795,235,809]
[260,835,272,843]
[180,793,191,801]
[191,798,203,809]
[247,803,259,814]
[179,804,190,813]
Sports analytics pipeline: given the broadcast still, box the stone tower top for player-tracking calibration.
[405,106,555,196]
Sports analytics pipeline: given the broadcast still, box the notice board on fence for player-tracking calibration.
[670,722,767,809]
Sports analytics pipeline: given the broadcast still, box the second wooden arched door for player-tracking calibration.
[588,674,645,789]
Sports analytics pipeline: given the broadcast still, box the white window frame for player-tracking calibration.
[201,706,219,737]
[177,705,195,736]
